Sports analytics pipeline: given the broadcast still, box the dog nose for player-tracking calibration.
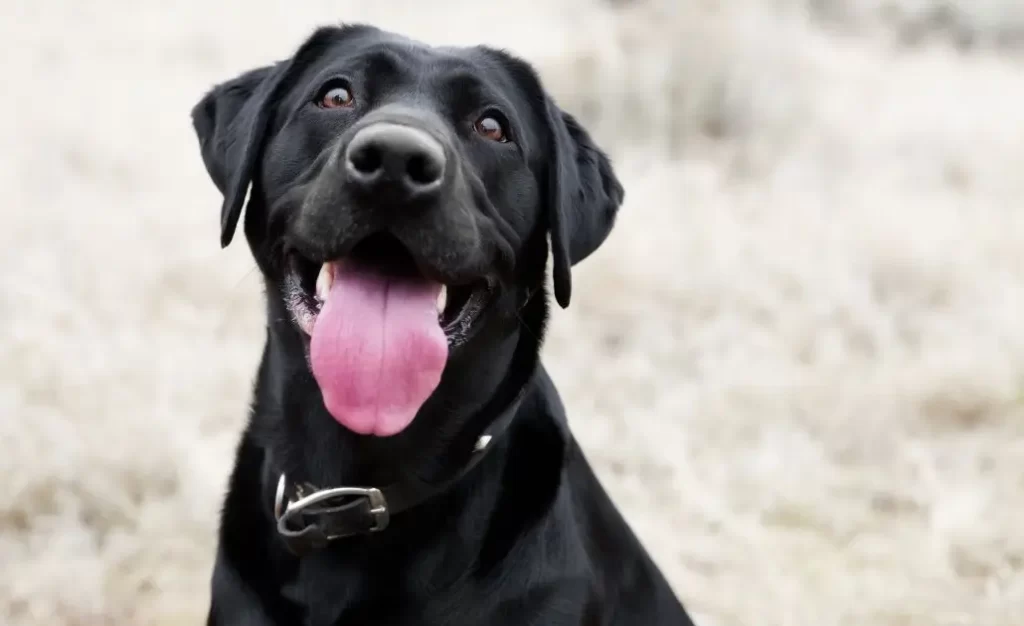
[345,123,446,199]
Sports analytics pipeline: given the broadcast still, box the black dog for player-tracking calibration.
[192,23,694,625]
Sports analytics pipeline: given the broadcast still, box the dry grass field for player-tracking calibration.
[2,1,1023,624]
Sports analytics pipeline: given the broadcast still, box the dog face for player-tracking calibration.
[192,25,622,437]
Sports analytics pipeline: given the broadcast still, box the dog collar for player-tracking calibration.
[271,386,527,556]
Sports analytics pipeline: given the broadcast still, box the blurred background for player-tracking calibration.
[2,0,1024,624]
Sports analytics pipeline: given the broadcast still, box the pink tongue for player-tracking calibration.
[309,263,448,437]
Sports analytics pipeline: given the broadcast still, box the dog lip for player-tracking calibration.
[284,269,319,336]
[439,281,493,346]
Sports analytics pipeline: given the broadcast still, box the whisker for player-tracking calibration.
[233,264,261,290]
[513,297,540,343]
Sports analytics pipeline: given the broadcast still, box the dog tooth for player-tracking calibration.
[436,286,448,315]
[315,264,334,302]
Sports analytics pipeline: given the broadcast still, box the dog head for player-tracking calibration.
[191,24,622,438]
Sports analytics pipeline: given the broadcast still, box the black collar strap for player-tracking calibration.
[271,386,527,556]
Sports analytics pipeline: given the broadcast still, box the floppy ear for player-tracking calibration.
[544,100,625,309]
[191,62,289,248]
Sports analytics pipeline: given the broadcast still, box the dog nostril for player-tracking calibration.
[348,144,382,176]
[406,154,443,186]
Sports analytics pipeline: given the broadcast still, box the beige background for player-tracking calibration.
[2,1,1024,624]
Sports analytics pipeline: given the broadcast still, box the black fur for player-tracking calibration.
[191,24,693,625]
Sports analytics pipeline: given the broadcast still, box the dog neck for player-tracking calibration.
[249,284,545,500]
[234,285,572,610]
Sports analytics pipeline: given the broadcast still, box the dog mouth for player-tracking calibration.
[283,233,493,347]
[280,233,494,437]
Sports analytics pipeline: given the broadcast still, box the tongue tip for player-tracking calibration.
[319,394,415,437]
[320,397,374,436]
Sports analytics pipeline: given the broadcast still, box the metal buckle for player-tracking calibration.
[274,474,390,540]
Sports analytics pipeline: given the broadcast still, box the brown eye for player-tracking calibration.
[474,115,508,142]
[319,85,354,109]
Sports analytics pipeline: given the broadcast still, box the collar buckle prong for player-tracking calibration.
[275,474,390,544]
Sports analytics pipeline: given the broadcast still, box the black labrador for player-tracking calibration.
[192,23,694,626]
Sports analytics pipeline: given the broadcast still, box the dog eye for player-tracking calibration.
[317,82,355,109]
[473,115,508,143]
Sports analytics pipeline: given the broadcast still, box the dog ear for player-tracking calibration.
[544,100,624,309]
[190,62,289,248]
[191,26,368,248]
